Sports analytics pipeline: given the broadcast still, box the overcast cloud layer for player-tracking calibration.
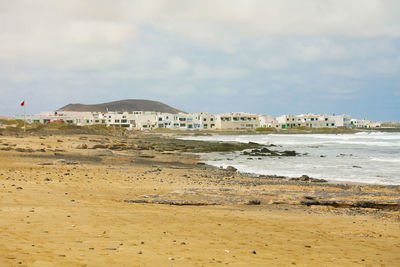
[1,0,399,120]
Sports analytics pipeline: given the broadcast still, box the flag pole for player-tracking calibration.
[23,100,26,133]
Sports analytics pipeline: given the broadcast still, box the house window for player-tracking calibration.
[121,119,127,123]
[331,123,335,126]
[210,118,214,121]
[210,124,215,127]
[311,118,314,121]
[115,119,120,123]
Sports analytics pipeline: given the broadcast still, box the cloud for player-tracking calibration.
[0,0,399,120]
[1,0,400,69]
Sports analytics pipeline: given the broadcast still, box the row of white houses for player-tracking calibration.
[14,111,370,130]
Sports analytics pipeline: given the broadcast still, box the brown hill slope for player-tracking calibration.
[58,99,183,114]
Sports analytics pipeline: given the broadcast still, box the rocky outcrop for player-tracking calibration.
[242,148,298,157]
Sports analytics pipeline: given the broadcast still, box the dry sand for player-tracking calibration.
[0,133,399,266]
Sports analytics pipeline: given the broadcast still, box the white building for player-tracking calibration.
[258,115,276,128]
[215,112,260,130]
[275,113,347,129]
[350,119,381,128]
[16,109,355,131]
[193,112,217,130]
[330,114,351,127]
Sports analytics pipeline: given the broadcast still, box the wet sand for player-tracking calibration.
[0,133,399,266]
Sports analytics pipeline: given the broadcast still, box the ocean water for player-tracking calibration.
[178,132,400,185]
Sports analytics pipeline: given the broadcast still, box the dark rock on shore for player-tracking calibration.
[300,199,400,210]
[242,148,298,157]
[290,175,327,183]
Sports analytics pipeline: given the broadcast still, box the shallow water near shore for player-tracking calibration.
[179,132,400,185]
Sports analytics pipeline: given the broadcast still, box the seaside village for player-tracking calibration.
[17,110,382,130]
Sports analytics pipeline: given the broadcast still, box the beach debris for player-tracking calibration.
[251,250,257,254]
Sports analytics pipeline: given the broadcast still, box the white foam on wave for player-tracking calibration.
[180,133,400,147]
[370,157,400,163]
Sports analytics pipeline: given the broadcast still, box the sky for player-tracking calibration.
[0,0,399,121]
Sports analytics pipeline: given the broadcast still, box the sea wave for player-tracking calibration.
[370,157,400,163]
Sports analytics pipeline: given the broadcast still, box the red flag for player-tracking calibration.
[20,101,25,107]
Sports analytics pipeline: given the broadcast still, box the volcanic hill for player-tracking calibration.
[58,99,183,114]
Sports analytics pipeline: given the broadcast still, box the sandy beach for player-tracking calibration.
[0,131,399,266]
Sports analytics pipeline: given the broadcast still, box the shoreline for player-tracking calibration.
[200,161,400,187]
